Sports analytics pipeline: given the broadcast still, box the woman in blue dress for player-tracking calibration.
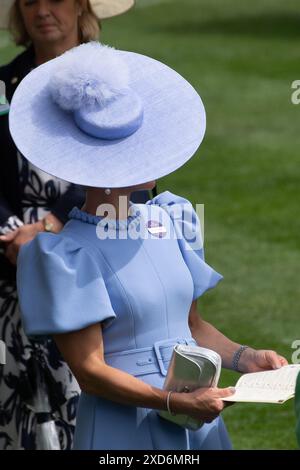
[0,0,138,450]
[10,42,288,450]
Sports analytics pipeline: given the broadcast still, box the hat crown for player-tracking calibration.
[49,42,144,140]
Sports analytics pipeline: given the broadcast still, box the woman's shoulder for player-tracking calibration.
[142,191,202,253]
[145,191,197,224]
[146,190,193,208]
[17,230,116,337]
[0,47,35,92]
[146,191,222,299]
[18,229,91,271]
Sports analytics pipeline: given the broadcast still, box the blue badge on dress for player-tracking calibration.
[147,220,167,238]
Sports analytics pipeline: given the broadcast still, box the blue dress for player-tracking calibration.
[16,192,232,450]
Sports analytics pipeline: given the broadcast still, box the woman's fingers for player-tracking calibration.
[278,355,289,366]
[214,387,236,398]
[0,230,19,242]
[266,350,285,369]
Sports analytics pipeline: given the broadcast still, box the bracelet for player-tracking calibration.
[43,217,55,233]
[232,345,249,372]
[166,391,176,416]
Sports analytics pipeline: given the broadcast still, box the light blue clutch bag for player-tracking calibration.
[159,344,222,430]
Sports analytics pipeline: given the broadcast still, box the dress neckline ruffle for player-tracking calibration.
[68,205,142,230]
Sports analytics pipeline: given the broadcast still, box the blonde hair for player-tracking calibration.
[9,0,101,47]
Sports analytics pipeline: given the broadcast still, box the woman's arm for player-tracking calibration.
[53,323,235,423]
[55,323,169,410]
[0,213,63,265]
[188,300,241,369]
[188,301,288,373]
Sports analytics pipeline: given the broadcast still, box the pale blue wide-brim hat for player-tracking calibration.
[9,42,206,188]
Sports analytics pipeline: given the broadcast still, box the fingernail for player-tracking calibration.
[229,387,236,393]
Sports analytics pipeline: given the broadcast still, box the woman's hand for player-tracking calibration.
[173,386,236,424]
[237,347,288,374]
[0,221,45,265]
[0,214,63,265]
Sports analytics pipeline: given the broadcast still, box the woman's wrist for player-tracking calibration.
[231,345,249,372]
[35,220,45,232]
[166,390,192,415]
[233,346,256,373]
[40,214,64,234]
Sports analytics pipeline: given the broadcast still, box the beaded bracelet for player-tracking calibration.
[232,345,249,372]
[166,391,176,416]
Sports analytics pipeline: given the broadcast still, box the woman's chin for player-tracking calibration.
[34,28,62,43]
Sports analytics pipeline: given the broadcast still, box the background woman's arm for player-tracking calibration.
[0,213,63,265]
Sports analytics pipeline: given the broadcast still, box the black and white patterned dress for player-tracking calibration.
[0,153,80,450]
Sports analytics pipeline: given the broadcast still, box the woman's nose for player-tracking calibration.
[36,0,52,18]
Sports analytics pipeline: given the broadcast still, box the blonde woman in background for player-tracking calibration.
[0,0,135,450]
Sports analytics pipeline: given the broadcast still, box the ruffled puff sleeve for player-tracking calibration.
[16,233,116,338]
[147,191,223,300]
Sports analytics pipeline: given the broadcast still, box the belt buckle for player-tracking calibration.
[153,338,188,376]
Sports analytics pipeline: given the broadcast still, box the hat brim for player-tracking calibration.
[0,0,135,30]
[0,0,13,30]
[9,50,206,188]
[90,0,135,20]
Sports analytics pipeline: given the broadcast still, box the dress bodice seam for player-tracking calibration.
[139,241,170,339]
[92,243,139,350]
[136,204,171,338]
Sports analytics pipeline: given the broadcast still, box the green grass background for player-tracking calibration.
[1,0,299,450]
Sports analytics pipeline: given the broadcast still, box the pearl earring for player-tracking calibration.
[105,188,111,195]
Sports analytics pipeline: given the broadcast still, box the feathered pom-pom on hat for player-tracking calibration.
[49,42,130,111]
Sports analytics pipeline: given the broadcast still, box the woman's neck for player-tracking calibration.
[33,36,80,65]
[82,188,131,220]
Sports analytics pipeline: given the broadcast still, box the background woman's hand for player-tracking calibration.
[0,221,45,265]
[174,386,236,424]
[238,348,288,373]
[0,214,63,265]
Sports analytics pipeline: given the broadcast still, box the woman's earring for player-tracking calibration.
[105,188,111,195]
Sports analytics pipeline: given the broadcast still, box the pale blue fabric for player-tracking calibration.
[147,192,223,300]
[17,192,231,450]
[17,235,116,337]
[74,90,144,140]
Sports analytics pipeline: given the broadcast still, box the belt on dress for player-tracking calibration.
[104,337,197,377]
